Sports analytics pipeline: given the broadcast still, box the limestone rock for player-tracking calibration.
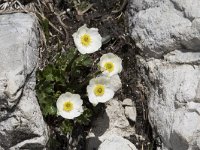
[134,43,200,150]
[86,98,135,150]
[129,0,200,149]
[170,108,200,150]
[0,13,48,149]
[122,98,133,106]
[129,0,200,58]
[110,75,122,92]
[145,55,200,149]
[98,135,137,150]
[170,0,200,20]
[125,104,137,122]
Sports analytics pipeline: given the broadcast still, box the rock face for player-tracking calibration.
[129,0,200,58]
[98,135,137,150]
[0,13,48,149]
[86,98,136,150]
[138,55,200,150]
[129,0,200,150]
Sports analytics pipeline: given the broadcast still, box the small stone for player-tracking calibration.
[110,75,122,91]
[98,135,137,150]
[122,98,133,106]
[125,105,136,122]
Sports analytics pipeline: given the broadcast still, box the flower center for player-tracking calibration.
[63,101,74,112]
[94,84,105,96]
[81,34,91,46]
[104,62,114,72]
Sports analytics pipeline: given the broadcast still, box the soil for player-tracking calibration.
[1,0,154,149]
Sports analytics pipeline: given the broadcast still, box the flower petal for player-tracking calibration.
[72,24,102,54]
[87,76,115,105]
[56,92,83,119]
[99,53,122,77]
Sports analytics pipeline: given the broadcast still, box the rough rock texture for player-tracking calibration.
[125,104,136,122]
[98,135,137,150]
[122,98,133,106]
[129,0,200,58]
[0,13,48,149]
[123,99,137,122]
[129,0,200,149]
[138,55,200,150]
[86,98,135,150]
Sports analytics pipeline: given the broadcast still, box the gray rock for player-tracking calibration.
[129,0,165,15]
[110,75,122,92]
[150,54,199,148]
[171,0,200,20]
[122,98,133,106]
[86,98,135,150]
[98,135,137,150]
[170,108,200,150]
[129,0,200,58]
[164,50,200,64]
[125,104,137,122]
[129,0,200,149]
[136,53,200,150]
[0,13,48,149]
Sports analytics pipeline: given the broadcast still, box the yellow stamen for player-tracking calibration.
[63,101,74,112]
[81,34,91,46]
[104,62,114,73]
[94,84,105,96]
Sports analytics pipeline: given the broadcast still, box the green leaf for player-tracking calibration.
[43,64,54,81]
[75,108,93,125]
[43,105,57,116]
[54,91,62,99]
[38,81,54,94]
[46,74,54,81]
[73,54,93,68]
[60,120,73,134]
[36,70,44,81]
[37,91,46,104]
[56,47,78,71]
[45,86,54,94]
[37,82,53,106]
[70,54,92,78]
[52,68,65,83]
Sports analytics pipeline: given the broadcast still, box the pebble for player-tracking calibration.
[125,102,137,122]
[122,98,133,106]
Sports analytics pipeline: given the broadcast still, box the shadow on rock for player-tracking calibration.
[86,110,109,150]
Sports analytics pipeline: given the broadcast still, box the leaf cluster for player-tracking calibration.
[36,47,94,134]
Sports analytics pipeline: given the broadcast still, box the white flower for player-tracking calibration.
[87,76,115,105]
[72,24,102,54]
[56,92,83,119]
[99,53,122,77]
